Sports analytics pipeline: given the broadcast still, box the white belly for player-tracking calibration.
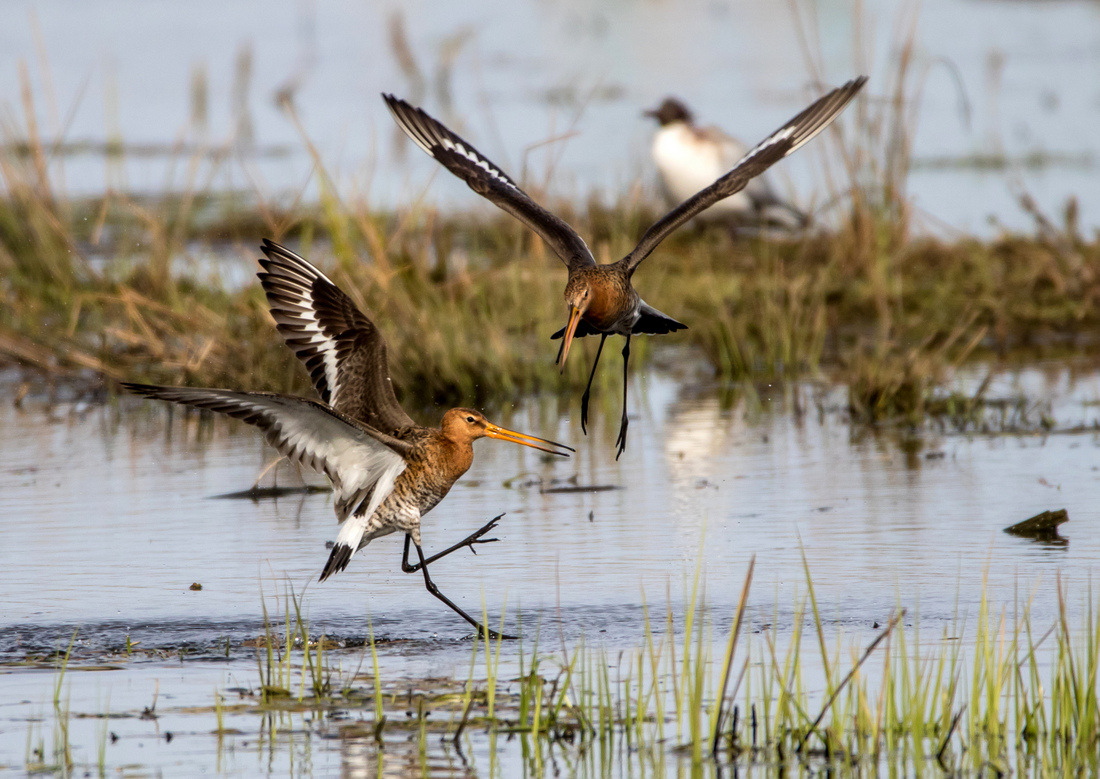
[651,124,752,216]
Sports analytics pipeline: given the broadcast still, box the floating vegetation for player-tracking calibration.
[913,151,1095,171]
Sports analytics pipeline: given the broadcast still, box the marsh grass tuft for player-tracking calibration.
[206,568,1100,773]
[9,25,1100,451]
[3,52,1100,423]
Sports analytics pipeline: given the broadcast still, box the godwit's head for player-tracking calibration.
[442,408,573,457]
[558,276,592,370]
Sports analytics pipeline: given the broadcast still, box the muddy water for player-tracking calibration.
[2,364,1099,773]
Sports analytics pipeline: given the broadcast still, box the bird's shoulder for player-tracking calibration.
[393,425,437,452]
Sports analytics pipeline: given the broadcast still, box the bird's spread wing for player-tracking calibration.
[258,240,417,436]
[383,94,596,273]
[121,384,409,524]
[621,76,867,274]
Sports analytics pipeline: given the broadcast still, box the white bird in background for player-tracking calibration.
[645,96,810,232]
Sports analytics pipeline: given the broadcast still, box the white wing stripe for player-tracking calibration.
[261,252,343,407]
[126,386,407,526]
[735,126,796,168]
[439,137,519,191]
[288,304,341,407]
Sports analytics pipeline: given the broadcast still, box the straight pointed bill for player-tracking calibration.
[484,423,574,456]
[557,305,584,371]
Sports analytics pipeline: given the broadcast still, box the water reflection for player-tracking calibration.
[4,364,1100,772]
[339,735,476,779]
[4,364,1100,634]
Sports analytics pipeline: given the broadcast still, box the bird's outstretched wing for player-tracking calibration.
[122,383,409,523]
[620,76,867,274]
[258,240,417,437]
[383,94,596,273]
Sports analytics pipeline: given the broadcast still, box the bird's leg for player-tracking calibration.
[614,334,632,459]
[400,515,504,574]
[580,334,608,435]
[413,542,516,640]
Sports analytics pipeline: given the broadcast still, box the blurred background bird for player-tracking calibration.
[645,96,810,233]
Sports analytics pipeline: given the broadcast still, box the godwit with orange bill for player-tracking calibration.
[384,76,867,457]
[123,241,572,638]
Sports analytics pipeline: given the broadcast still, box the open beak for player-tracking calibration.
[557,306,583,371]
[485,424,574,457]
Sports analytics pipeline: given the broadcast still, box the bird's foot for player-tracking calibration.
[580,390,591,435]
[461,513,505,555]
[478,624,518,641]
[614,417,629,460]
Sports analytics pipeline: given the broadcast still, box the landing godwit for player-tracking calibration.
[123,241,572,638]
[383,76,867,457]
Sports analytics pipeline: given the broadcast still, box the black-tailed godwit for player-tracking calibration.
[123,241,572,638]
[383,76,867,458]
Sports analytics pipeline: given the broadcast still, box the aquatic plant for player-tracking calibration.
[210,563,1100,774]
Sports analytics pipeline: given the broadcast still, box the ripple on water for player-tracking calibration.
[4,365,1100,773]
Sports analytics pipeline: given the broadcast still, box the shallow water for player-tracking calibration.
[1,0,1097,234]
[2,363,1100,772]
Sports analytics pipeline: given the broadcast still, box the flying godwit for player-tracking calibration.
[123,241,573,639]
[645,96,808,230]
[383,76,866,458]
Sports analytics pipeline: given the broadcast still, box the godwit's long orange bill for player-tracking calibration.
[557,305,584,370]
[485,423,574,456]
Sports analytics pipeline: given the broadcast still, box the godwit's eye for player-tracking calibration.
[466,415,475,423]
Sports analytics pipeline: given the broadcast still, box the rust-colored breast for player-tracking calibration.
[582,270,635,331]
[402,433,473,512]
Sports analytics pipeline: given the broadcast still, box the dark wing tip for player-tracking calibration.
[259,237,284,260]
[549,320,601,341]
[382,93,442,158]
[319,543,354,582]
[259,238,301,265]
[119,382,161,398]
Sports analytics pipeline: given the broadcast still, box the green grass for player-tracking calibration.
[17,569,1100,774]
[207,566,1100,774]
[4,186,1098,424]
[3,50,1100,424]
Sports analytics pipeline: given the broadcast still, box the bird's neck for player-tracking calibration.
[436,433,475,482]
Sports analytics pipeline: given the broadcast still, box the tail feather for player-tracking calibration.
[319,543,353,582]
[633,302,688,336]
